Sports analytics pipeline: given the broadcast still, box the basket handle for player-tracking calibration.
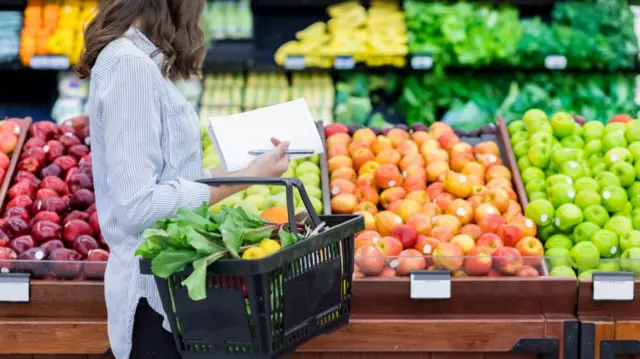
[195,177,322,233]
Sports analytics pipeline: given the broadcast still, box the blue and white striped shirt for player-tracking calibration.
[87,27,211,359]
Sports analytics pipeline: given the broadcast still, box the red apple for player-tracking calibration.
[516,265,540,277]
[391,224,417,249]
[395,249,426,276]
[355,245,385,276]
[497,224,523,247]
[492,247,524,276]
[515,236,544,267]
[476,233,504,254]
[464,245,493,276]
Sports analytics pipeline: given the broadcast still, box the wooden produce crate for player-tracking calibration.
[314,124,579,359]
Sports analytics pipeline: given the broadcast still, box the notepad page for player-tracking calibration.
[207,98,325,172]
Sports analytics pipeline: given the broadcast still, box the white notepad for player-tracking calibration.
[207,98,325,172]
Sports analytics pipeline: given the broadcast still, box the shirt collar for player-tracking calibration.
[124,26,164,69]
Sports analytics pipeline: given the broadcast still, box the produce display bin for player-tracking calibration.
[0,116,32,209]
[140,177,363,359]
[313,125,579,358]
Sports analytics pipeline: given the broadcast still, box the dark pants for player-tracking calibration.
[130,298,182,358]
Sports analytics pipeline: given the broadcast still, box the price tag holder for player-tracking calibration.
[410,54,433,70]
[592,272,635,302]
[410,270,451,300]
[284,55,305,70]
[30,56,70,70]
[0,273,30,303]
[334,55,355,70]
[544,55,567,70]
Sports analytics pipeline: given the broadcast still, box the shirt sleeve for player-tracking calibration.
[100,55,211,235]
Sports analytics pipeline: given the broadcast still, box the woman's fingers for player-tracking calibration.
[270,137,282,146]
[275,141,290,157]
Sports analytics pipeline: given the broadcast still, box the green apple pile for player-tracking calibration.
[200,126,324,215]
[510,110,640,279]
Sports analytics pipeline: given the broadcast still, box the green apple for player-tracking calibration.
[538,224,557,242]
[295,162,320,177]
[588,153,605,170]
[508,120,528,135]
[604,148,633,166]
[529,192,548,201]
[510,131,529,145]
[548,182,575,208]
[308,154,320,165]
[574,222,601,243]
[598,259,621,272]
[550,112,575,138]
[579,269,598,280]
[528,145,551,168]
[596,172,622,189]
[525,179,547,196]
[521,167,546,184]
[591,229,619,258]
[528,120,554,136]
[523,108,548,125]
[246,185,271,197]
[628,142,640,161]
[555,203,583,232]
[602,132,628,152]
[574,123,584,137]
[574,191,601,210]
[236,200,261,216]
[513,141,530,159]
[552,148,579,167]
[299,172,320,188]
[309,196,323,214]
[619,230,640,252]
[550,265,577,277]
[560,161,585,181]
[304,186,322,200]
[634,160,640,181]
[584,140,603,158]
[571,241,601,272]
[605,122,627,135]
[633,213,640,231]
[626,120,640,143]
[601,185,628,213]
[244,194,267,210]
[529,132,553,149]
[610,161,636,187]
[545,234,574,250]
[546,247,572,268]
[517,156,531,170]
[209,192,245,213]
[525,199,555,227]
[560,135,585,149]
[263,193,288,209]
[626,185,640,207]
[620,248,640,273]
[270,185,286,195]
[545,168,558,178]
[574,178,600,194]
[583,204,610,227]
[583,121,605,141]
[547,174,573,187]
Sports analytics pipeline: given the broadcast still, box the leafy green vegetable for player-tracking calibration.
[137,204,310,301]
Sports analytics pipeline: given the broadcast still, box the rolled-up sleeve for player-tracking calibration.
[100,56,211,234]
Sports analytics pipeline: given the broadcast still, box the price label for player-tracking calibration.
[410,270,451,300]
[30,56,70,70]
[411,55,433,70]
[593,272,635,301]
[334,55,355,70]
[0,273,30,303]
[545,55,567,70]
[284,55,305,70]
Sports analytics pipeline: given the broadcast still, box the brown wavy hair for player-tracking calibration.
[76,0,206,80]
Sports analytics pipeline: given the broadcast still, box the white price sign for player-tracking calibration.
[334,56,355,70]
[30,56,70,70]
[284,55,305,70]
[410,270,451,300]
[411,55,433,70]
[592,272,635,301]
[0,273,30,303]
[545,55,567,70]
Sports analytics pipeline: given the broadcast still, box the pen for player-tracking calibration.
[248,149,315,156]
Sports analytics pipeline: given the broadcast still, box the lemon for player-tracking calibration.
[259,239,281,255]
[242,247,267,260]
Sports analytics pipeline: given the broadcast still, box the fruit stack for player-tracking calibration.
[19,0,97,66]
[201,127,325,218]
[0,118,23,184]
[324,122,544,278]
[510,110,640,278]
[0,118,109,279]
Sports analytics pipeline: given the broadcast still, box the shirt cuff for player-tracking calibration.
[179,179,211,209]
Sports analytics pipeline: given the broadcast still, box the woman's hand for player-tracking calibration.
[248,138,290,178]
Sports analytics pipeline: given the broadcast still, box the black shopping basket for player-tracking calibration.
[140,177,364,359]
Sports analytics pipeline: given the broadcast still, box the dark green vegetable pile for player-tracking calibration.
[136,203,310,301]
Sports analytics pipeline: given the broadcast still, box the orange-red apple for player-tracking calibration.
[432,242,464,271]
[355,185,380,205]
[464,245,493,276]
[374,164,403,189]
[515,236,543,267]
[380,187,407,208]
[474,203,500,224]
[459,224,483,241]
[330,178,356,196]
[391,224,418,249]
[474,141,500,157]
[355,230,381,250]
[483,187,509,213]
[395,248,427,276]
[450,234,475,254]
[516,266,540,277]
[354,201,379,215]
[492,247,524,276]
[405,213,432,236]
[429,226,455,242]
[328,155,353,173]
[478,213,506,234]
[375,211,403,236]
[330,193,358,214]
[443,171,473,198]
[405,190,429,205]
[445,198,474,225]
[476,233,504,254]
[377,236,404,257]
[394,199,422,222]
[496,223,523,247]
[355,245,385,276]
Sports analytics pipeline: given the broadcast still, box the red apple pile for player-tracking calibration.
[0,117,109,279]
[0,118,24,184]
[324,122,545,278]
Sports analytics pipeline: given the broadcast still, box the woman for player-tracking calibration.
[76,1,290,358]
